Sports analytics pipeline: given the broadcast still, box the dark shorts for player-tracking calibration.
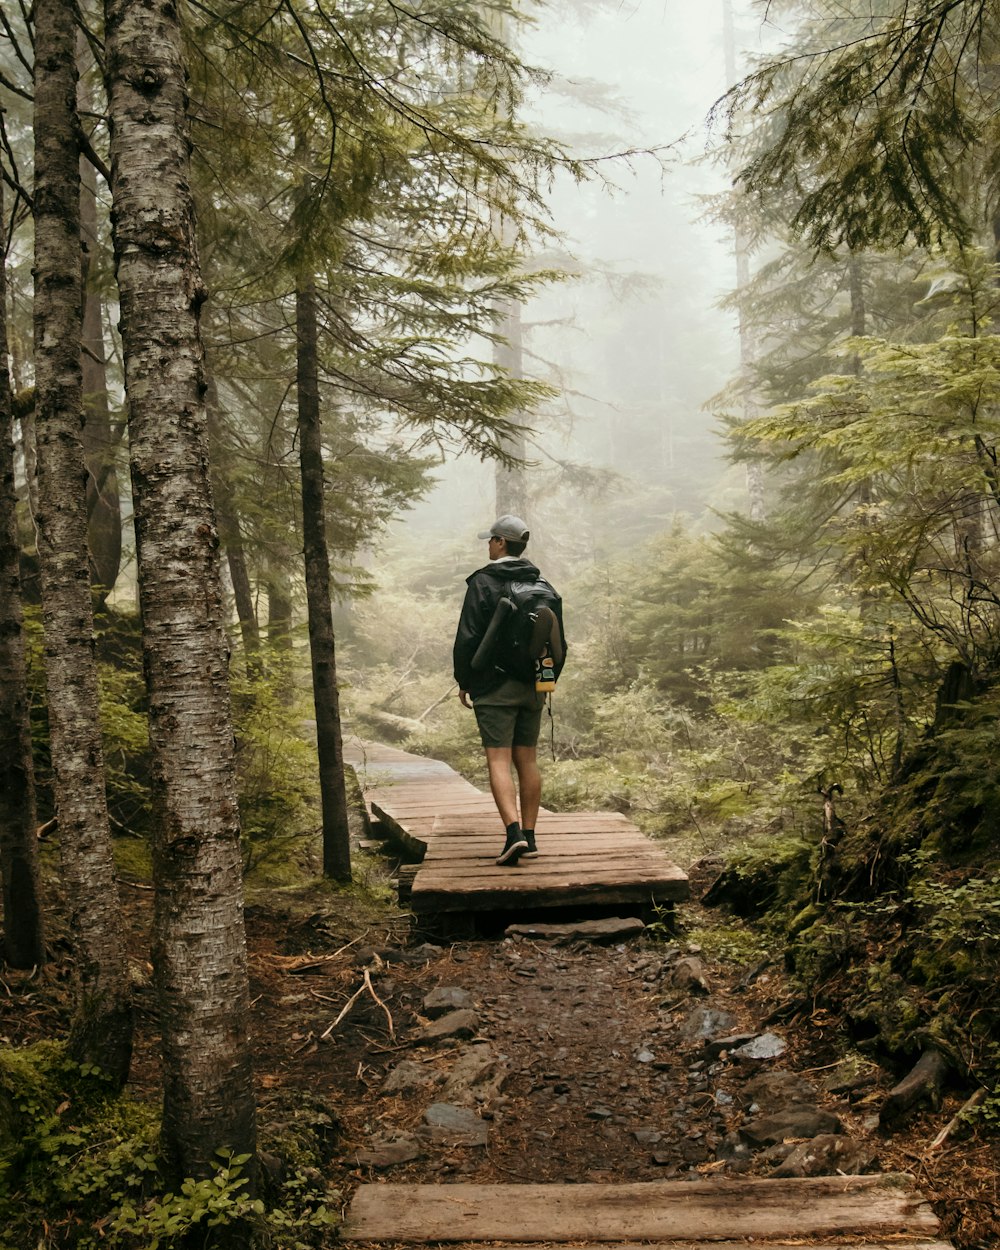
[473,678,546,749]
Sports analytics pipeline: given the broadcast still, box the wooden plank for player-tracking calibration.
[339,1177,939,1244]
[389,1243,953,1250]
[411,882,688,912]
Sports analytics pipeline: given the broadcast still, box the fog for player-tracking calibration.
[400,0,765,560]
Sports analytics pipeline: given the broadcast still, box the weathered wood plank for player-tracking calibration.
[388,1243,952,1250]
[346,738,689,915]
[339,1177,939,1244]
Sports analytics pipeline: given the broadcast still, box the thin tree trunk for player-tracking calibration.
[0,176,45,969]
[34,0,132,1079]
[722,0,766,525]
[494,297,528,517]
[104,0,256,1180]
[78,31,122,603]
[207,392,260,668]
[296,279,352,882]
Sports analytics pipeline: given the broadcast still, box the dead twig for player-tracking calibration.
[926,1088,988,1153]
[320,968,394,1041]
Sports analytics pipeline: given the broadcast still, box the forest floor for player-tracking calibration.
[3,845,998,1249]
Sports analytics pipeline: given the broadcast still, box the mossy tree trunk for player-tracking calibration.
[104,0,257,1180]
[33,0,132,1077]
[0,175,46,970]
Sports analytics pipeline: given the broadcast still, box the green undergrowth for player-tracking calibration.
[0,1043,338,1250]
[705,705,1000,1113]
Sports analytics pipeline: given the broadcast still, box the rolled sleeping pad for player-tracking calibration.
[528,605,564,664]
[470,596,515,670]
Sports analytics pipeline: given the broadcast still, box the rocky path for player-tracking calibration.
[342,916,886,1185]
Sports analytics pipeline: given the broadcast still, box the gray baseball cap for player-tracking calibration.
[478,514,530,542]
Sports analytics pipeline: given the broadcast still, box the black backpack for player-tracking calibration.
[471,579,565,686]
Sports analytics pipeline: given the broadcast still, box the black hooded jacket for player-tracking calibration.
[453,557,565,699]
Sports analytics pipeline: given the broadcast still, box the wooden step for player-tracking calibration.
[339,1176,942,1244]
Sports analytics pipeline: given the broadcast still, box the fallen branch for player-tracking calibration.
[927,1087,988,1152]
[320,968,395,1041]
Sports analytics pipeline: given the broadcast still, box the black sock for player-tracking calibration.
[506,821,521,839]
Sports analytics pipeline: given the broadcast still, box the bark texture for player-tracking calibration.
[33,0,131,1071]
[104,0,256,1178]
[0,175,46,969]
[78,33,122,602]
[296,280,352,881]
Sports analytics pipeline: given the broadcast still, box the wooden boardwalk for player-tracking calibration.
[340,1174,949,1249]
[344,739,689,918]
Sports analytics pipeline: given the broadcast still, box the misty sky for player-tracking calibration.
[403,0,767,550]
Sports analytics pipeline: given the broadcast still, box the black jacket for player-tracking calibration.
[453,558,565,699]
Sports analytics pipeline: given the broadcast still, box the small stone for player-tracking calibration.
[354,1132,424,1168]
[422,1103,489,1147]
[504,917,645,944]
[732,1032,787,1061]
[633,1129,663,1145]
[679,1006,737,1044]
[423,987,474,1018]
[772,1133,878,1178]
[382,1060,440,1095]
[587,1106,613,1120]
[636,1048,655,1064]
[740,1108,843,1147]
[415,1009,479,1043]
[671,956,711,995]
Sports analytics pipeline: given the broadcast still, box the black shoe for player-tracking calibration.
[496,826,528,866]
[521,829,538,859]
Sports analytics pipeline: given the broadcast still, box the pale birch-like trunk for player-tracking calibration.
[0,174,45,969]
[78,32,122,603]
[494,297,528,517]
[104,0,256,1178]
[296,280,352,882]
[33,0,131,1075]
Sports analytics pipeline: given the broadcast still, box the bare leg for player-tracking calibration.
[484,747,519,827]
[512,744,541,830]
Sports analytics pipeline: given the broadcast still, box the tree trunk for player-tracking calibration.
[207,391,261,669]
[0,176,46,969]
[33,0,132,1079]
[493,297,528,517]
[722,0,766,526]
[104,0,256,1179]
[78,32,122,603]
[296,279,352,882]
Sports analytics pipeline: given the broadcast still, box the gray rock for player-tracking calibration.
[671,955,711,995]
[633,1128,663,1145]
[440,1043,507,1104]
[740,1107,843,1147]
[772,1133,878,1178]
[703,1032,758,1059]
[421,1102,489,1146]
[353,1132,424,1168]
[822,1056,881,1096]
[382,1060,441,1095]
[504,917,645,944]
[679,1006,737,1044]
[415,1008,479,1043]
[732,1032,787,1061]
[423,986,474,1018]
[739,1069,819,1111]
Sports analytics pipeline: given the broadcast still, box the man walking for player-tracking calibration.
[453,515,565,866]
